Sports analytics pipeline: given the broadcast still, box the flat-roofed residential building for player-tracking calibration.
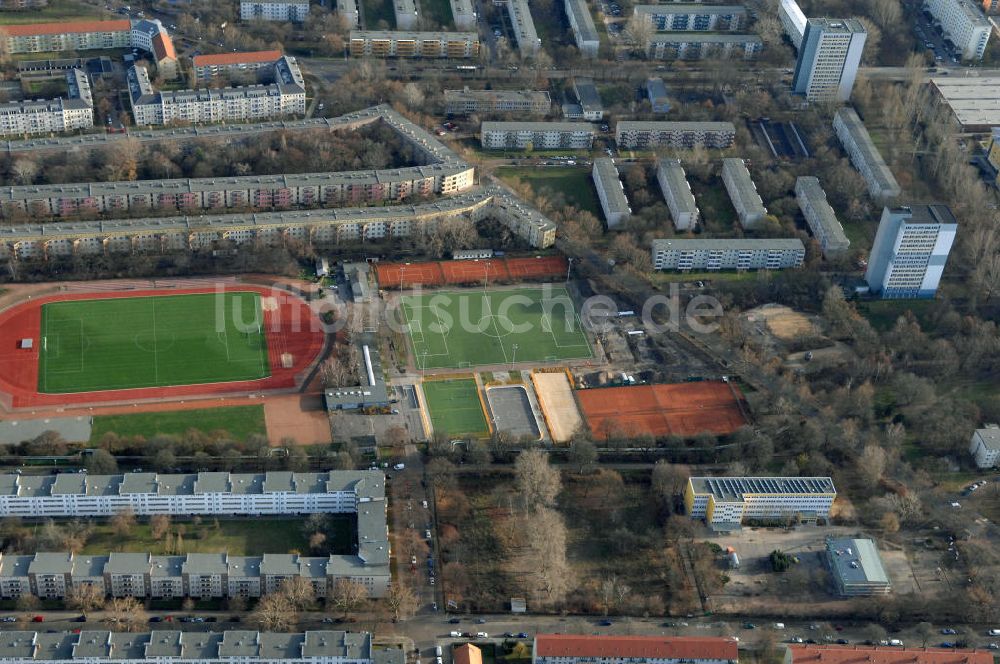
[0,630,402,664]
[394,0,418,29]
[337,0,361,26]
[633,4,746,31]
[0,69,93,137]
[3,20,131,54]
[484,189,558,247]
[646,77,671,113]
[481,121,595,149]
[349,31,480,58]
[192,50,284,79]
[506,0,541,56]
[779,0,806,48]
[970,425,1000,468]
[444,87,550,116]
[865,204,957,299]
[656,159,698,230]
[721,158,766,228]
[685,476,836,528]
[566,0,600,57]
[571,78,604,120]
[652,238,805,272]
[592,158,630,227]
[826,538,891,596]
[927,0,990,59]
[616,121,735,148]
[533,635,739,664]
[795,176,849,257]
[646,32,762,59]
[931,76,1000,131]
[450,0,477,29]
[792,18,866,102]
[240,0,310,21]
[833,107,901,201]
[785,645,994,664]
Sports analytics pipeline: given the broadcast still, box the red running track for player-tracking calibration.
[0,286,325,409]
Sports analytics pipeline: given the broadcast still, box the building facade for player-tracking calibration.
[3,19,131,54]
[533,635,739,664]
[192,50,284,79]
[592,158,630,228]
[646,33,762,60]
[685,476,836,528]
[616,121,735,148]
[480,121,595,149]
[795,176,850,257]
[791,18,866,102]
[131,19,178,79]
[240,0,310,21]
[779,0,806,49]
[825,538,891,596]
[633,4,746,31]
[0,69,93,137]
[656,159,698,230]
[651,239,805,271]
[833,107,901,201]
[566,0,600,57]
[926,0,990,59]
[970,425,1000,468]
[864,204,957,299]
[721,158,766,228]
[444,87,550,116]
[348,31,480,57]
[450,0,477,29]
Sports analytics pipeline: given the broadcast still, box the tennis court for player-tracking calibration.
[422,378,490,437]
[401,286,592,369]
[376,256,568,289]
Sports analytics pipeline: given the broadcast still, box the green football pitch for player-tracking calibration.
[400,286,592,369]
[38,292,271,393]
[422,379,489,437]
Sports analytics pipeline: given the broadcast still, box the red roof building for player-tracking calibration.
[785,645,994,664]
[454,644,483,664]
[192,49,283,67]
[533,636,739,664]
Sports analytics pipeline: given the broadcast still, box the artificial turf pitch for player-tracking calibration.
[401,286,592,369]
[422,378,490,437]
[38,292,270,393]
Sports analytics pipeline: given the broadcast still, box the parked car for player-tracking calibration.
[450,631,462,638]
[32,616,44,623]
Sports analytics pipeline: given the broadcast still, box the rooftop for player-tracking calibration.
[974,425,1000,450]
[646,33,762,44]
[634,3,746,15]
[534,636,739,661]
[656,159,698,215]
[592,158,630,215]
[3,19,130,36]
[833,107,900,193]
[194,50,284,67]
[617,120,736,132]
[565,0,599,42]
[892,203,958,226]
[805,17,866,33]
[826,537,890,587]
[688,476,836,501]
[349,30,478,40]
[786,645,993,664]
[482,121,594,132]
[722,158,765,215]
[796,176,849,248]
[444,88,550,104]
[454,644,483,664]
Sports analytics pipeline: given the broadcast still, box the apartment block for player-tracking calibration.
[0,69,93,137]
[779,0,806,48]
[655,159,698,230]
[240,0,310,22]
[480,121,595,149]
[349,31,480,57]
[865,204,957,299]
[0,631,403,664]
[685,476,836,528]
[3,19,131,54]
[651,238,805,271]
[482,190,558,247]
[337,0,361,27]
[128,57,305,126]
[926,0,990,59]
[192,50,284,79]
[785,645,992,664]
[792,18,866,102]
[970,425,1000,468]
[394,0,418,29]
[616,121,735,148]
[131,19,178,79]
[795,176,849,257]
[646,77,671,113]
[566,0,600,57]
[450,0,477,29]
[646,33,762,59]
[833,107,901,201]
[633,4,746,31]
[506,0,541,56]
[444,87,550,116]
[721,158,766,228]
[533,636,739,664]
[592,158,630,228]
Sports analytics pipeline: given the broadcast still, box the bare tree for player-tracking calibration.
[104,597,148,631]
[568,438,598,474]
[328,578,369,619]
[515,449,561,512]
[111,508,136,538]
[858,445,888,485]
[385,582,418,622]
[150,515,172,541]
[277,577,316,610]
[66,584,106,617]
[249,592,298,631]
[525,507,571,606]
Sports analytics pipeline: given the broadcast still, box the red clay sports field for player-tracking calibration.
[0,286,325,409]
[376,255,568,289]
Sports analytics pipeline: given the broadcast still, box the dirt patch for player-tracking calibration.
[746,304,818,340]
[531,371,582,443]
[264,394,332,444]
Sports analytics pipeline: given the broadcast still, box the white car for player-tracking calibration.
[450,631,462,638]
[476,632,488,639]
[989,630,1000,637]
[410,556,417,565]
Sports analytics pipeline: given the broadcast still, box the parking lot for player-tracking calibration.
[912,5,963,65]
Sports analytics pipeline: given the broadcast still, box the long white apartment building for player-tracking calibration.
[633,4,746,31]
[240,0,310,21]
[0,631,402,664]
[779,0,806,48]
[3,19,132,54]
[616,121,735,148]
[651,238,805,271]
[685,476,836,528]
[926,0,990,59]
[0,69,93,137]
[533,635,739,664]
[127,57,305,126]
[481,121,594,149]
[444,87,550,116]
[592,158,631,228]
[566,0,600,58]
[833,107,901,201]
[450,0,477,29]
[721,158,766,228]
[970,425,1000,468]
[646,33,762,60]
[394,0,418,29]
[349,31,480,57]
[795,176,849,257]
[0,548,390,599]
[506,0,541,56]
[656,158,699,230]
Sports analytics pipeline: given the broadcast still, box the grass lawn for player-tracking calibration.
[362,0,395,28]
[422,378,489,437]
[855,299,936,332]
[690,178,737,234]
[401,286,592,368]
[494,166,601,219]
[421,0,455,28]
[0,0,105,23]
[90,405,266,443]
[75,517,353,555]
[39,292,270,393]
[841,218,875,252]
